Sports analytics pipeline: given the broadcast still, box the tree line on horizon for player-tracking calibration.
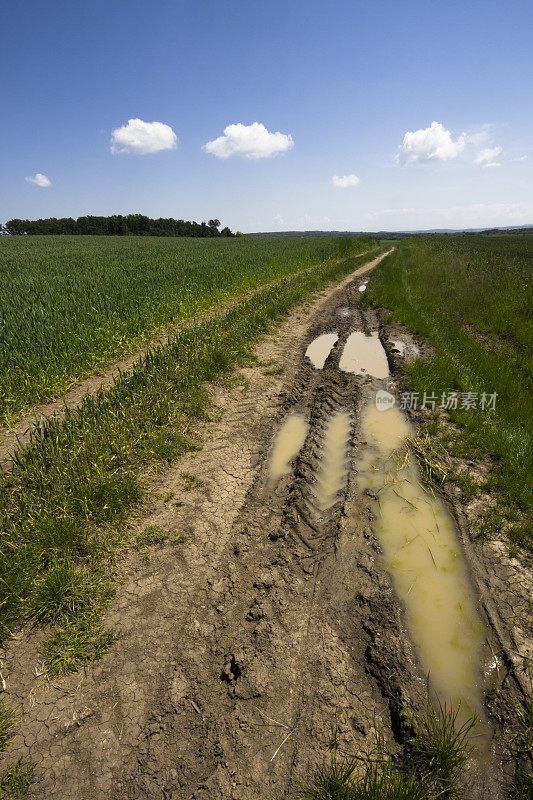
[1,214,236,237]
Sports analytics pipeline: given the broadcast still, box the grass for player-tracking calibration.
[0,704,33,798]
[134,525,169,547]
[362,236,533,550]
[295,700,476,800]
[41,621,117,677]
[180,472,205,491]
[405,700,476,797]
[28,563,112,625]
[263,364,284,375]
[0,705,14,751]
[513,696,533,800]
[0,234,376,423]
[295,757,425,800]
[0,242,378,672]
[0,758,34,799]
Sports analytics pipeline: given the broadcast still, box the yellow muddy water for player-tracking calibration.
[305,333,339,369]
[268,412,308,480]
[339,332,389,378]
[357,401,486,709]
[313,411,351,511]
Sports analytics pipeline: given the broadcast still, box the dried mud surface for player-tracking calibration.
[0,253,529,799]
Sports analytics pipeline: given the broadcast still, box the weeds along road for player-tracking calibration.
[0,249,529,800]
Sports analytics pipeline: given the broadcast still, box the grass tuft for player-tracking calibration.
[28,563,112,626]
[297,699,476,800]
[405,699,476,797]
[41,621,117,676]
[0,704,14,751]
[135,525,169,547]
[0,758,35,798]
[295,755,425,800]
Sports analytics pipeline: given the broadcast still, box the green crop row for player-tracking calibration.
[0,235,376,422]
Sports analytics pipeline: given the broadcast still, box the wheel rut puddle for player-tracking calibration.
[304,332,339,369]
[339,331,389,378]
[268,412,308,480]
[310,410,351,513]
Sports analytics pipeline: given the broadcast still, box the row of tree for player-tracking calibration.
[2,215,235,237]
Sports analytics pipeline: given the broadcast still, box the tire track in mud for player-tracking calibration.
[0,252,524,799]
[117,292,430,799]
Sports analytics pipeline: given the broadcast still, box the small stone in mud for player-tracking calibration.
[269,532,279,541]
[351,717,368,735]
[221,655,241,682]
[246,602,264,621]
[254,572,275,590]
[233,544,241,555]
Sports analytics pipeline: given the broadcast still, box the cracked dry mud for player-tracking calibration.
[1,255,531,799]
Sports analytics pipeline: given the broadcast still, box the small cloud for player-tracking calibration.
[474,146,502,168]
[513,155,528,162]
[274,213,284,226]
[464,127,490,147]
[110,118,178,155]
[397,121,467,164]
[204,122,293,159]
[332,173,360,188]
[25,173,51,187]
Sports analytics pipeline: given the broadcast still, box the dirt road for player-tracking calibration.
[0,251,529,799]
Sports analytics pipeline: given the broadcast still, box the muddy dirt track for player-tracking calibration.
[1,253,531,799]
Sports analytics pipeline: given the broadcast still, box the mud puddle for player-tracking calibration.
[357,400,486,708]
[339,331,389,378]
[312,411,351,512]
[305,333,339,369]
[268,412,308,480]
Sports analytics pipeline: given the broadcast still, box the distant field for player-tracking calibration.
[0,235,375,422]
[363,235,533,548]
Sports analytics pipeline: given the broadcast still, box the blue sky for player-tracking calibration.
[2,0,532,232]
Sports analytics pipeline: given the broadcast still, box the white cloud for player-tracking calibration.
[274,213,284,226]
[204,122,294,159]
[332,173,360,188]
[397,121,468,164]
[474,146,502,168]
[25,173,51,187]
[110,118,178,155]
[513,155,528,162]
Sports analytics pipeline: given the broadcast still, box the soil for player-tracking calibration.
[0,252,530,799]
